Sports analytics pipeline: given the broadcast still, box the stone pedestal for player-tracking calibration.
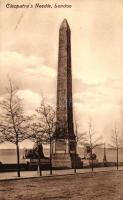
[52,153,72,168]
[52,139,72,168]
[51,139,82,168]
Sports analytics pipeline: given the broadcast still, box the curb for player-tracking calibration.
[0,169,123,182]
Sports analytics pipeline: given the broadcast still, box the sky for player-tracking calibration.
[0,0,123,148]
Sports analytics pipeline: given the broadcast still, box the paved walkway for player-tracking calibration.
[0,166,123,180]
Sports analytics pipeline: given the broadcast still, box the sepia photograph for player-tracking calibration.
[0,0,123,199]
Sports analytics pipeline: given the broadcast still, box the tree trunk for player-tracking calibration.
[49,136,52,175]
[91,148,93,172]
[16,142,20,177]
[117,147,119,170]
[91,159,94,172]
[38,158,42,176]
[74,141,77,174]
[37,142,42,176]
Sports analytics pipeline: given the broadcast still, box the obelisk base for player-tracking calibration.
[52,153,72,168]
[51,139,77,168]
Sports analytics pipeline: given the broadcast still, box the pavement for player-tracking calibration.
[0,166,123,180]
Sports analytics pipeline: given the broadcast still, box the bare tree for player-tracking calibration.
[0,79,30,177]
[29,99,56,175]
[110,124,122,170]
[74,121,87,173]
[86,119,102,172]
[27,119,48,176]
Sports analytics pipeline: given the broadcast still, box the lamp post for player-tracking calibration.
[103,143,107,167]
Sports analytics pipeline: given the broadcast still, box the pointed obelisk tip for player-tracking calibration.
[60,18,70,29]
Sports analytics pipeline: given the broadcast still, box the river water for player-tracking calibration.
[0,148,123,164]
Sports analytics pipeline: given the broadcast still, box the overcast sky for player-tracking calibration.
[0,0,123,148]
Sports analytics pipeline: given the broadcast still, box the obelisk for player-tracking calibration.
[52,19,77,168]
